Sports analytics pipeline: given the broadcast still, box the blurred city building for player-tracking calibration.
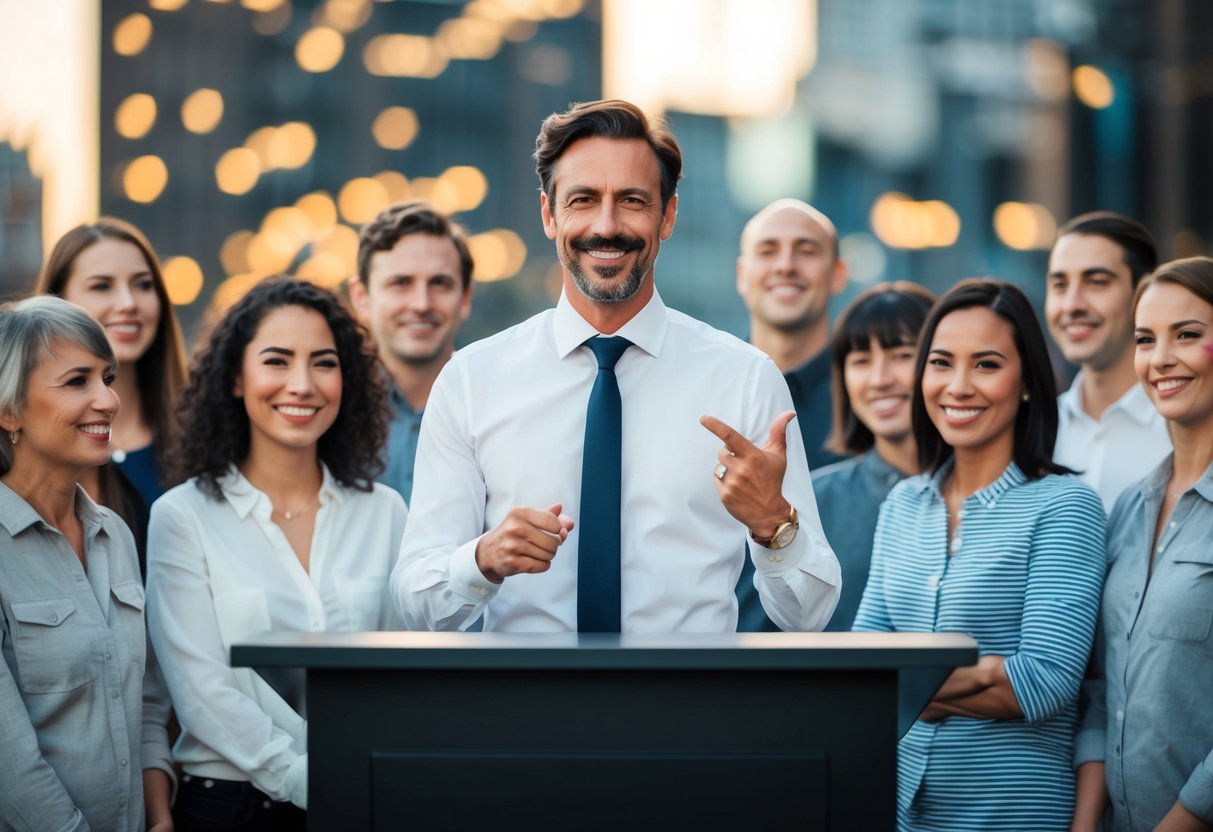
[1,0,1210,346]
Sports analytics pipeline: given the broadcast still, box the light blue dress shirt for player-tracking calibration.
[1076,455,1213,830]
[381,383,423,505]
[854,462,1106,831]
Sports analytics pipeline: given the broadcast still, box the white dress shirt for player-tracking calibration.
[146,465,407,809]
[1054,373,1171,512]
[392,289,840,633]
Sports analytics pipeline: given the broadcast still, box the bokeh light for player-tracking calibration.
[371,106,419,150]
[113,13,153,56]
[469,229,527,282]
[114,93,157,140]
[215,147,261,195]
[1073,65,1115,109]
[338,177,390,224]
[374,170,410,203]
[295,191,339,239]
[220,230,255,275]
[993,201,1056,250]
[364,34,450,78]
[869,192,961,249]
[163,256,205,304]
[296,26,345,73]
[122,155,169,203]
[181,88,224,134]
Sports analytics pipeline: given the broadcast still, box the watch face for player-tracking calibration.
[773,523,797,549]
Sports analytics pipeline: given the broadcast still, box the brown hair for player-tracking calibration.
[1056,211,1158,287]
[356,200,474,289]
[35,217,188,516]
[534,99,682,208]
[1133,256,1213,315]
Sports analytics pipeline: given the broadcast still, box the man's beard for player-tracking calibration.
[565,234,649,303]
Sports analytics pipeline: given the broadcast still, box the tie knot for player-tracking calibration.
[586,336,631,370]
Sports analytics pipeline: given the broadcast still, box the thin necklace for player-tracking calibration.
[274,496,319,521]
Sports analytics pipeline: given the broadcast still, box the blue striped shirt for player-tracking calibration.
[854,462,1107,831]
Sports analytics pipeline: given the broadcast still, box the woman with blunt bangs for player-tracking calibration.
[812,281,936,631]
[146,278,406,830]
[853,279,1106,831]
[37,217,188,568]
[0,296,174,832]
[1073,257,1213,832]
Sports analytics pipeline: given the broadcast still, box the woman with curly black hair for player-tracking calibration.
[145,278,406,831]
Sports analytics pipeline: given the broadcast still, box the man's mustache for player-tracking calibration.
[571,235,644,253]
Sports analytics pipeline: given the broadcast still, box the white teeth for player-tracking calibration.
[1156,379,1189,391]
[109,324,139,334]
[405,322,436,330]
[277,406,318,417]
[943,407,984,419]
[79,425,111,436]
[587,250,626,259]
[871,396,905,410]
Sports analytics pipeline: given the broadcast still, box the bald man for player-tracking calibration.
[734,199,848,632]
[736,199,849,469]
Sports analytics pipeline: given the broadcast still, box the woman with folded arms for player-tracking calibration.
[812,281,936,630]
[147,278,405,830]
[853,279,1106,831]
[1073,257,1213,832]
[37,217,188,567]
[0,296,173,831]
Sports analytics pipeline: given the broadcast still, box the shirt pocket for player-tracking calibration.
[337,578,387,630]
[1148,546,1213,641]
[110,580,147,670]
[211,588,272,650]
[8,597,100,694]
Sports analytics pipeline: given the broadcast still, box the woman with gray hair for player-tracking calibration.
[0,296,174,831]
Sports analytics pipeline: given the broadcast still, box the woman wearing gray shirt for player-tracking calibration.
[0,297,173,832]
[1074,257,1213,832]
[811,282,935,630]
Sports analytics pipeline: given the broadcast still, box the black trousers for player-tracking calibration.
[175,774,306,832]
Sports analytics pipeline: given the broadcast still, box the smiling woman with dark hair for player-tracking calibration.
[146,278,406,830]
[853,279,1107,831]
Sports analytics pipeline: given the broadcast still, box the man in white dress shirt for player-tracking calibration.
[1046,211,1171,511]
[392,99,840,633]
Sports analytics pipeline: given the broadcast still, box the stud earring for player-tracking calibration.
[9,429,20,445]
[1021,392,1030,402]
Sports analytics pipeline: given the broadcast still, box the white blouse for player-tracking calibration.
[146,465,406,809]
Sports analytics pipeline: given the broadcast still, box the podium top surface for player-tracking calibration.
[231,631,977,671]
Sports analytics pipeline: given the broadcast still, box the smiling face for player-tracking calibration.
[541,136,677,323]
[844,336,918,444]
[352,233,472,373]
[1045,233,1136,371]
[1134,281,1213,430]
[234,305,343,461]
[922,306,1023,462]
[61,238,162,367]
[4,340,119,478]
[737,206,846,335]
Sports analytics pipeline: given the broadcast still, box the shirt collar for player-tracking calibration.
[859,451,906,491]
[915,458,1028,504]
[1138,453,1213,504]
[1060,371,1158,426]
[552,287,668,360]
[0,479,108,540]
[217,461,344,520]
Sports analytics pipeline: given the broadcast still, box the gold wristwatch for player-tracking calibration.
[750,505,799,550]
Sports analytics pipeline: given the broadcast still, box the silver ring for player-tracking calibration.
[714,463,728,481]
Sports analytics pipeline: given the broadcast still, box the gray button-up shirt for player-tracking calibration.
[812,451,906,631]
[0,481,173,832]
[1076,455,1213,830]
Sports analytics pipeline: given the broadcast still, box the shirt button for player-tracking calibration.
[49,613,58,623]
[1116,710,1124,721]
[263,800,273,809]
[111,690,119,699]
[1133,591,1140,599]
[105,652,112,660]
[1115,745,1120,754]
[120,758,128,767]
[927,574,941,589]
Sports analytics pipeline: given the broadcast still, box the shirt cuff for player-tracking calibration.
[286,753,308,810]
[1179,755,1213,822]
[447,536,502,603]
[1073,727,1105,768]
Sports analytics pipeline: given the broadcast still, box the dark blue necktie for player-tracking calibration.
[577,336,631,633]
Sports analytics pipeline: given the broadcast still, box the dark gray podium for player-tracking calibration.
[232,632,976,831]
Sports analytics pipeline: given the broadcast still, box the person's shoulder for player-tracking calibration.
[1023,472,1105,518]
[148,477,217,517]
[665,308,768,361]
[811,456,862,488]
[345,481,408,515]
[449,308,554,367]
